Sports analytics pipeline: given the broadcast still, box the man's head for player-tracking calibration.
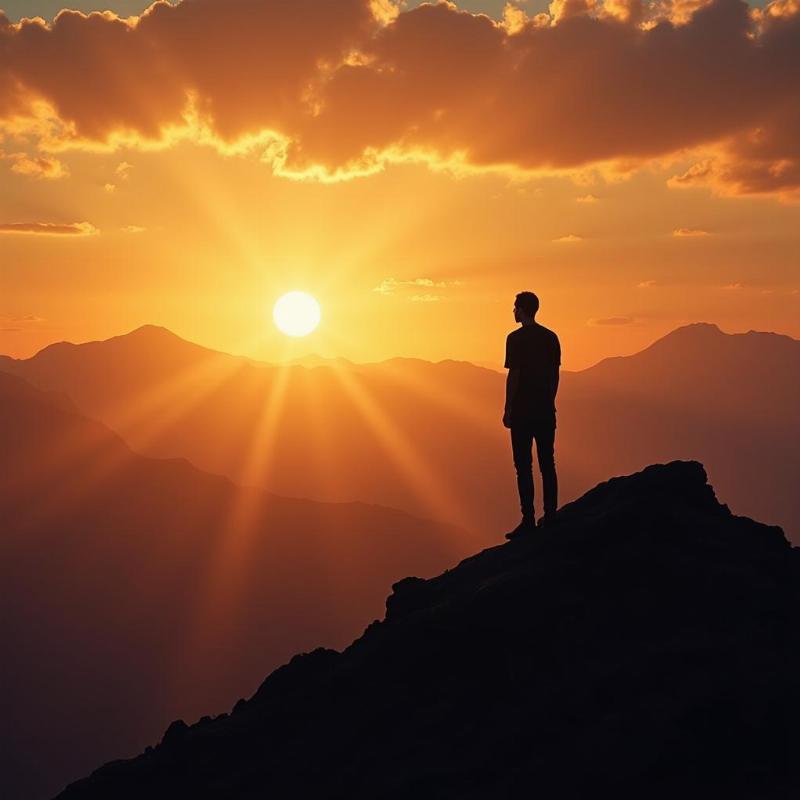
[514,291,539,324]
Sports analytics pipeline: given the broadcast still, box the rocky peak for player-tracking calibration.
[58,461,799,800]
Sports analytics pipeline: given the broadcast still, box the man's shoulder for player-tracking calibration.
[536,323,560,345]
[508,324,559,342]
[508,324,560,344]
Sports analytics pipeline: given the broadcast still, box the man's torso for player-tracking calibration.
[505,323,560,425]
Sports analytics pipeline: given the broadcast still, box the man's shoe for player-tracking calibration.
[505,517,536,540]
[537,511,560,528]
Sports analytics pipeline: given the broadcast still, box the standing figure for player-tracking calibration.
[503,291,560,539]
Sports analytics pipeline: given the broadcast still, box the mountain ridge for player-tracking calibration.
[577,321,799,374]
[1,320,797,540]
[9,320,796,374]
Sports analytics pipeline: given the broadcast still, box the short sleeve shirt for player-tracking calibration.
[505,323,561,424]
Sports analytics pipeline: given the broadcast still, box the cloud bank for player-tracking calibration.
[0,0,798,195]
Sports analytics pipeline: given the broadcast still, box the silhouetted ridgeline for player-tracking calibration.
[2,322,797,540]
[58,462,800,799]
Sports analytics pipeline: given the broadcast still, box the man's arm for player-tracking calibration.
[503,333,520,428]
[551,335,561,404]
[504,368,520,428]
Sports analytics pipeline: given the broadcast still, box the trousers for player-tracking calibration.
[510,421,557,520]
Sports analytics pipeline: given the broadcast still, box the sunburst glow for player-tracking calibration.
[273,291,321,337]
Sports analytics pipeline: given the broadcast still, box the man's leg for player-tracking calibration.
[510,424,535,523]
[534,424,558,517]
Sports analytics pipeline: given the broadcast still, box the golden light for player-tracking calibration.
[272,291,321,337]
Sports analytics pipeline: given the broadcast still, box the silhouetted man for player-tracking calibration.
[503,291,560,539]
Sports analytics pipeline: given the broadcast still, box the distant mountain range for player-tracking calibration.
[2,321,797,541]
[56,462,800,799]
[0,371,467,800]
[558,323,800,541]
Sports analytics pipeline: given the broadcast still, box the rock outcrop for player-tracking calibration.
[57,461,800,799]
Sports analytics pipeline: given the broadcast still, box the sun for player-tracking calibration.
[272,291,321,337]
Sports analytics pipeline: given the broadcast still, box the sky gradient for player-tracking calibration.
[1,0,798,368]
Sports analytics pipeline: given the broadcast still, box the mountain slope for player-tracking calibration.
[57,461,800,799]
[0,326,507,533]
[0,372,469,800]
[559,323,800,538]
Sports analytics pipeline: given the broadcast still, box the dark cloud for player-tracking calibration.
[0,0,798,194]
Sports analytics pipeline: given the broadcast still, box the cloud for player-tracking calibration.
[104,182,117,192]
[668,159,715,187]
[0,313,43,332]
[0,312,45,332]
[373,276,461,295]
[0,0,798,194]
[410,293,443,302]
[672,227,710,237]
[672,106,800,199]
[718,280,796,292]
[0,221,98,235]
[637,279,658,288]
[369,0,401,25]
[603,0,646,24]
[588,316,636,325]
[553,234,582,242]
[121,224,146,233]
[653,0,715,25]
[1,313,45,321]
[115,161,133,179]
[575,193,599,203]
[502,4,531,34]
[2,151,68,178]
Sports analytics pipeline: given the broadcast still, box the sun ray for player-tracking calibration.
[299,365,341,502]
[14,337,267,527]
[178,355,295,659]
[371,358,500,433]
[327,360,473,534]
[102,354,243,450]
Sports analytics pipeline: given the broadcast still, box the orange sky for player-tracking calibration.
[1,0,798,369]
